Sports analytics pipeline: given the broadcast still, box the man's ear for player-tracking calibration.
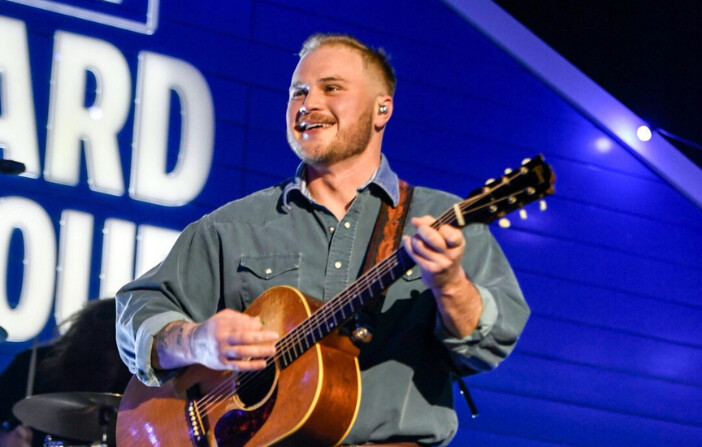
[374,96,393,130]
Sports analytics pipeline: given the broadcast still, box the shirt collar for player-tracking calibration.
[282,154,400,209]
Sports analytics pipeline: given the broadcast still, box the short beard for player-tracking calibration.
[287,107,374,166]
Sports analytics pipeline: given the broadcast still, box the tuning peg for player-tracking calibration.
[504,168,513,175]
[498,217,511,228]
[519,208,527,220]
[539,200,547,211]
[485,178,495,185]
[521,158,531,166]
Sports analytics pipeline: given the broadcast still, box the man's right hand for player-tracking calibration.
[152,309,279,372]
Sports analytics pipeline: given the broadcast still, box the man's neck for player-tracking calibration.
[305,150,381,220]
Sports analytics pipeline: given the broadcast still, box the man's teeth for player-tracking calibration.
[298,122,330,131]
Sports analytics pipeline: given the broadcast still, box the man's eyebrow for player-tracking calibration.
[318,76,347,83]
[289,81,308,92]
[289,77,348,92]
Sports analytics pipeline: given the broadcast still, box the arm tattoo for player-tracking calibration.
[152,322,189,370]
[190,323,207,356]
[175,325,184,346]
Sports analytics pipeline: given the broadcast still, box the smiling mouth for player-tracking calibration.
[295,121,333,132]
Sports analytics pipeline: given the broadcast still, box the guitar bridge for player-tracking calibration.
[185,395,209,446]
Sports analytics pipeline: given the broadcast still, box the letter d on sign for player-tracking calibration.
[130,52,215,206]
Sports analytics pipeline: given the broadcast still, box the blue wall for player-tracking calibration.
[0,0,700,445]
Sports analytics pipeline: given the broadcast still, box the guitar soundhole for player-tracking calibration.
[214,364,278,447]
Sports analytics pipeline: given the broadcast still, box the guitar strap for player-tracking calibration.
[355,179,480,418]
[361,179,414,277]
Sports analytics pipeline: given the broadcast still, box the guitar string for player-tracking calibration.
[191,185,486,413]
[254,163,546,366]
[194,180,537,414]
[196,162,550,414]
[196,179,546,415]
[194,182,534,414]
[194,180,538,414]
[193,231,418,414]
[193,216,445,413]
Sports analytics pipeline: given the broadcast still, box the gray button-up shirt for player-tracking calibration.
[116,156,529,446]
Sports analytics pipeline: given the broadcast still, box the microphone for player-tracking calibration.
[0,159,26,175]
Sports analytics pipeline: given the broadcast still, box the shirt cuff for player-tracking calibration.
[135,311,193,386]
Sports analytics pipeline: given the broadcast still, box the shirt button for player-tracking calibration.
[334,261,342,269]
[265,268,272,275]
[343,221,351,229]
[406,269,413,276]
[329,226,335,232]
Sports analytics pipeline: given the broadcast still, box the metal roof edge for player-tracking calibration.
[444,0,701,208]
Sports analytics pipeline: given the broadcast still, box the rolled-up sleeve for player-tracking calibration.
[115,216,222,386]
[434,223,530,375]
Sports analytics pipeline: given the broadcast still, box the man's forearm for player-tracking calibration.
[434,273,483,339]
[151,320,200,371]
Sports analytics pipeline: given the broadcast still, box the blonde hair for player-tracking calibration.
[299,33,397,96]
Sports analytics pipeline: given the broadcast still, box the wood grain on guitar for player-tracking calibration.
[117,287,361,446]
[116,155,554,447]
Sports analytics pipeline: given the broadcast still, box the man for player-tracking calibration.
[116,33,529,446]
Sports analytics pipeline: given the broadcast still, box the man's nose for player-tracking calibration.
[300,88,322,113]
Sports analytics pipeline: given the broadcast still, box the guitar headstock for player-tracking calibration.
[447,155,555,228]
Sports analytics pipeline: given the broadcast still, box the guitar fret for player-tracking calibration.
[282,348,293,368]
[374,276,385,293]
[306,334,315,350]
[343,301,354,317]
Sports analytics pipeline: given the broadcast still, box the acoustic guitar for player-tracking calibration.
[116,156,555,446]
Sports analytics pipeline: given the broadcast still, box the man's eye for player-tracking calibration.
[325,85,340,92]
[291,89,307,99]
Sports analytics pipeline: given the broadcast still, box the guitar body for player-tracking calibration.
[116,286,362,446]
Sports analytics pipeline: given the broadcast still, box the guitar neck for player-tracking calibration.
[274,155,555,369]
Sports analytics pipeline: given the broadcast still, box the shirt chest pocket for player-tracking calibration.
[380,265,425,310]
[237,253,301,306]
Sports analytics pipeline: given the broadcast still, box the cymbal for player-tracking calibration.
[13,392,121,443]
[0,326,6,342]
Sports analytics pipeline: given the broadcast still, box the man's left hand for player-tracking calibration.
[403,215,482,338]
[403,215,466,293]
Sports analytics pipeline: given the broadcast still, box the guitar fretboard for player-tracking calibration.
[270,155,553,370]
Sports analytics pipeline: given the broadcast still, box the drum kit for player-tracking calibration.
[12,392,121,447]
[2,326,121,447]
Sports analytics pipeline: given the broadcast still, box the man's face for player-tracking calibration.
[286,45,378,166]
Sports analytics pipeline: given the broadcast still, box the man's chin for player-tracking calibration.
[289,139,368,166]
[290,144,326,165]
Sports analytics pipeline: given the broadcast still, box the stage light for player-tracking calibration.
[637,125,652,142]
